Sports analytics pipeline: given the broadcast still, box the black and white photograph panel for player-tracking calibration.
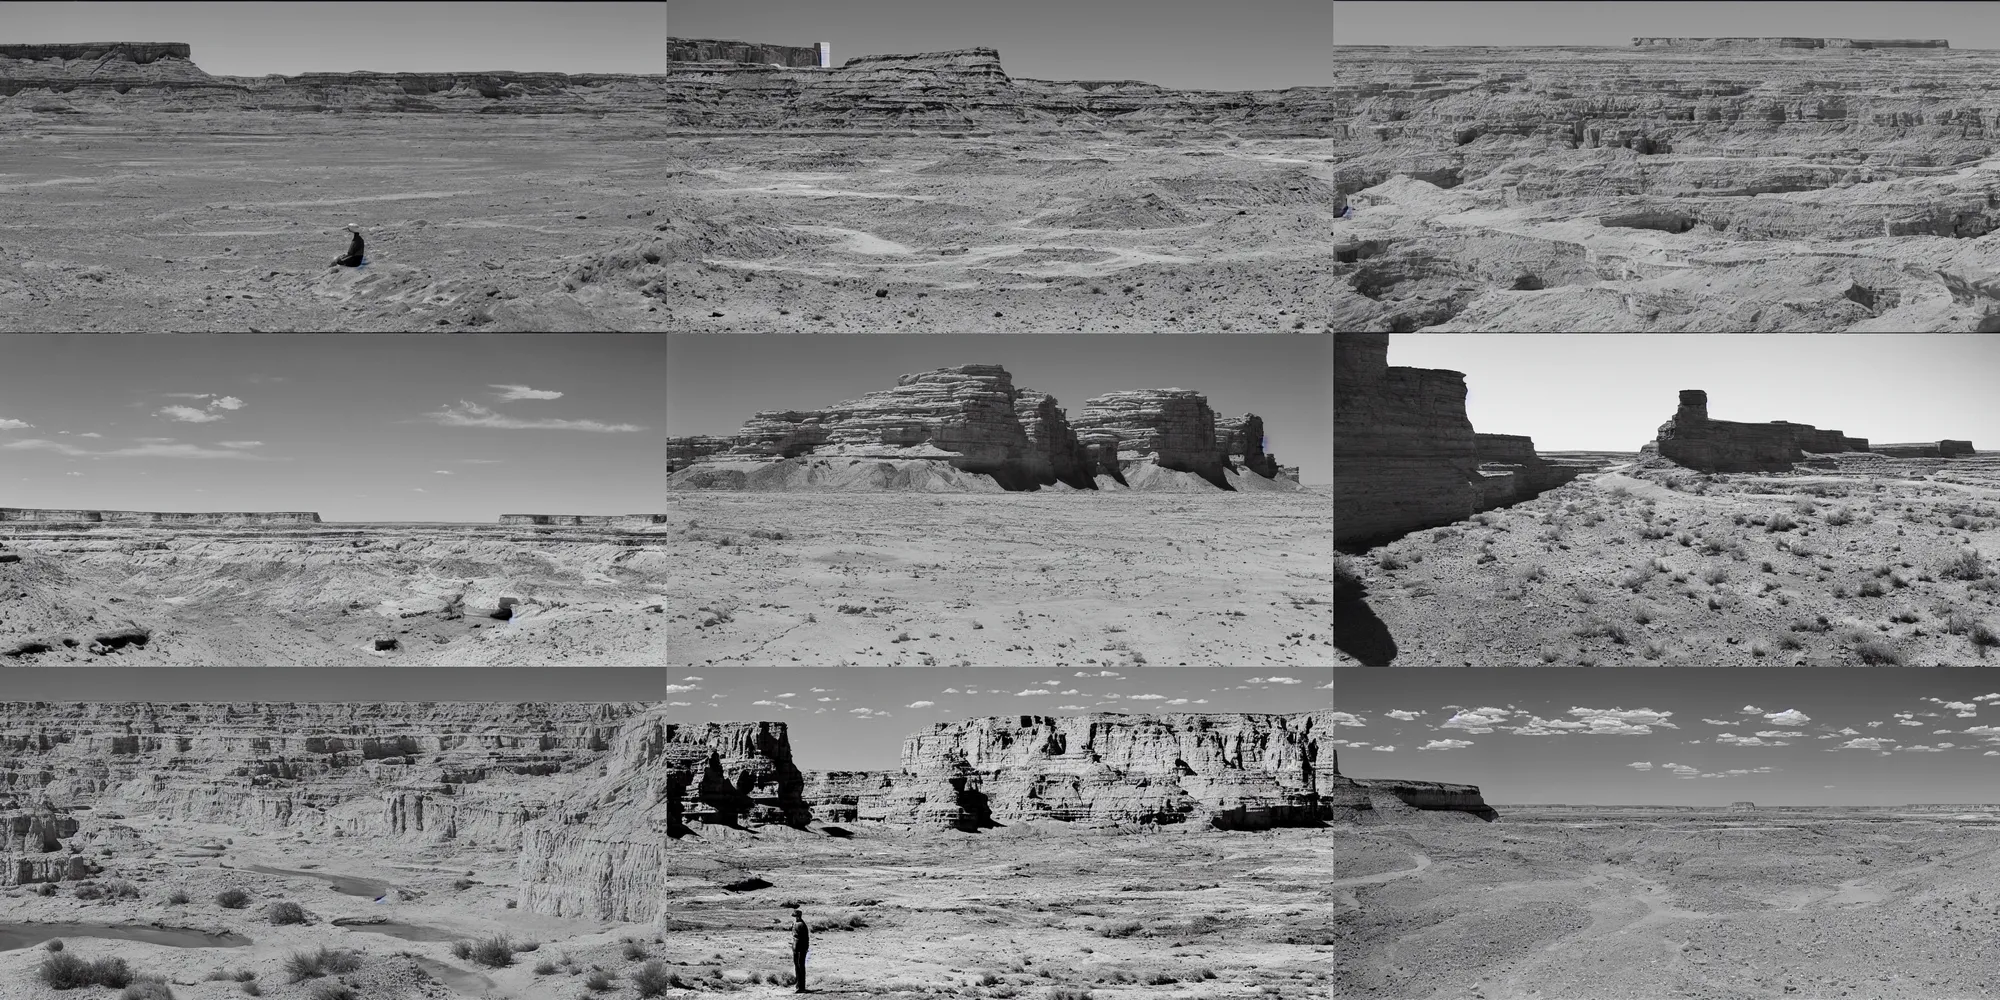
[1,0,1335,334]
[666,333,1334,666]
[1335,332,2000,667]
[662,0,1336,334]
[1332,667,2000,999]
[1,667,1336,999]
[0,334,670,666]
[1331,0,2000,332]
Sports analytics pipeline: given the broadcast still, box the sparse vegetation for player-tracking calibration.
[215,887,251,909]
[1827,507,1855,525]
[462,935,516,968]
[1852,637,1905,666]
[307,984,355,1000]
[1701,566,1728,585]
[40,954,134,990]
[1859,579,1887,598]
[283,947,362,983]
[120,978,174,1000]
[268,901,307,925]
[621,939,650,961]
[165,889,189,905]
[1941,549,1990,581]
[1766,513,1798,532]
[633,960,676,997]
[585,970,614,992]
[1100,920,1144,938]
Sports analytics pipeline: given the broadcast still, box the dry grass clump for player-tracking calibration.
[39,953,134,989]
[268,901,307,925]
[1099,920,1145,938]
[1858,579,1888,598]
[283,947,362,983]
[1826,507,1855,526]
[633,960,683,997]
[450,935,515,968]
[1766,512,1798,532]
[121,978,174,1000]
[620,938,650,961]
[215,887,251,909]
[584,969,614,992]
[1574,619,1631,645]
[1940,549,1990,581]
[1849,635,1905,665]
[164,889,189,905]
[1701,566,1728,585]
[306,984,354,1000]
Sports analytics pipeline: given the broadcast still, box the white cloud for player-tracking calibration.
[1715,733,1787,747]
[161,393,212,399]
[1319,679,1334,689]
[1929,700,1979,717]
[1330,712,1365,726]
[1368,745,1396,752]
[1739,705,1764,714]
[423,401,641,433]
[0,418,33,430]
[1015,688,1051,696]
[1903,745,1949,753]
[752,700,778,707]
[76,431,101,438]
[1700,718,1735,726]
[157,405,223,423]
[1627,762,1654,770]
[1127,693,1166,701]
[1,439,272,460]
[209,396,245,411]
[413,487,426,492]
[1835,737,1894,750]
[1166,698,1190,706]
[1763,709,1811,726]
[1420,739,1473,751]
[1075,670,1120,678]
[1386,709,1422,721]
[1248,676,1302,685]
[1057,704,1090,710]
[216,441,263,449]
[489,384,564,401]
[906,701,935,708]
[1441,706,1511,733]
[668,701,690,707]
[777,692,796,699]
[433,470,453,475]
[64,471,81,477]
[662,683,699,693]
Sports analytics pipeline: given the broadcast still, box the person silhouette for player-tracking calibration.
[791,908,810,993]
[333,223,365,267]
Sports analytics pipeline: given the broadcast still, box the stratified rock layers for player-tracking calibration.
[665,364,1293,492]
[1649,389,1974,472]
[0,508,322,524]
[1323,746,1497,822]
[1335,333,1581,549]
[666,38,822,69]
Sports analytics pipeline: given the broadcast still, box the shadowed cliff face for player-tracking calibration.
[0,508,321,524]
[1324,747,1496,822]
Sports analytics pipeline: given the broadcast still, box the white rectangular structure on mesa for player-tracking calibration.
[817,41,830,67]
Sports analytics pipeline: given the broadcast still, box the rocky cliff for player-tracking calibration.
[1323,747,1496,822]
[0,508,321,524]
[497,514,670,526]
[665,364,1295,493]
[1336,333,1579,549]
[0,42,1331,133]
[1648,389,1972,472]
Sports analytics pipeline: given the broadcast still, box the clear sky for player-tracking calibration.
[6,1,669,75]
[1383,334,2000,453]
[0,334,663,522]
[670,0,1332,90]
[668,334,1332,485]
[8,667,1332,771]
[1334,1,1987,48]
[1335,668,2000,807]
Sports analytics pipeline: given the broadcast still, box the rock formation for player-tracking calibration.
[1646,389,1972,472]
[1,43,1333,133]
[0,508,321,524]
[1336,333,1584,549]
[1323,746,1497,822]
[665,364,1296,493]
[497,514,670,526]
[0,705,1353,920]
[666,38,823,69]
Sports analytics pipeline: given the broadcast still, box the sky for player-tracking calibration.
[670,0,1332,90]
[668,334,1333,485]
[0,334,663,522]
[1382,334,2000,454]
[1333,1,1987,48]
[7,1,669,75]
[1334,668,2000,807]
[8,667,1332,771]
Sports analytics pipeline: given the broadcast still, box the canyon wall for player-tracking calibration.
[1323,747,1497,822]
[1650,390,1972,471]
[666,38,823,69]
[1,43,1331,133]
[0,508,321,524]
[1336,333,1579,550]
[664,364,1293,493]
[1630,37,1949,50]
[497,514,670,526]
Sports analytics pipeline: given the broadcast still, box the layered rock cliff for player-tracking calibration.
[1647,389,1973,472]
[1336,333,1580,549]
[497,514,670,526]
[0,508,321,524]
[2,42,1332,133]
[1323,747,1497,822]
[665,364,1296,493]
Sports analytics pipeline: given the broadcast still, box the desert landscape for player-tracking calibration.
[0,39,1335,333]
[1330,35,2000,331]
[1335,334,2000,666]
[0,704,1341,999]
[1334,801,2000,1000]
[0,514,685,666]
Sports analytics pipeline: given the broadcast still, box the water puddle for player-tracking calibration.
[413,956,496,996]
[0,923,251,951]
[244,864,392,898]
[335,920,460,942]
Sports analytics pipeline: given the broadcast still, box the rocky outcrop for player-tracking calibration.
[1336,333,1579,549]
[1649,389,1972,472]
[666,38,823,68]
[797,771,896,824]
[0,799,95,885]
[858,713,1336,830]
[497,514,670,526]
[1,43,1330,133]
[0,508,321,524]
[665,364,1294,493]
[1323,747,1497,822]
[1630,37,1948,50]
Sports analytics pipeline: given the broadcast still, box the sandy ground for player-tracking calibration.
[1,819,1336,1000]
[1336,454,2000,666]
[661,491,1335,666]
[0,117,1339,333]
[0,523,682,666]
[1334,808,2000,999]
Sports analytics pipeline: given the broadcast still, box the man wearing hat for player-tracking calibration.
[791,908,809,993]
[333,223,365,267]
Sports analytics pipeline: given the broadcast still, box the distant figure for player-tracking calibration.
[333,223,365,267]
[1339,204,1355,220]
[791,908,809,993]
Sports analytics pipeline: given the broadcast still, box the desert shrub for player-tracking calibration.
[1974,622,2000,653]
[1853,638,1905,666]
[535,960,559,975]
[1619,564,1655,592]
[165,889,189,905]
[1793,499,1817,516]
[105,880,139,899]
[1641,640,1667,660]
[1945,610,1977,635]
[241,983,261,997]
[1699,538,1726,557]
[1640,525,1671,540]
[633,961,675,997]
[39,952,94,989]
[1574,619,1631,645]
[1832,584,1850,598]
[1779,634,1804,651]
[453,878,474,890]
[1826,507,1855,525]
[284,947,362,983]
[468,936,515,968]
[1951,514,1975,529]
[450,941,472,961]
[1375,551,1403,571]
[585,970,613,992]
[35,881,57,896]
[1047,988,1094,1000]
[1941,549,1990,581]
[1761,561,1775,573]
[215,887,252,909]
[1791,616,1833,633]
[75,883,105,900]
[1858,579,1887,597]
[1632,606,1654,626]
[1751,640,1769,658]
[122,979,175,1000]
[979,972,1002,986]
[1677,532,1694,547]
[268,901,307,925]
[1100,920,1144,938]
[621,939,650,961]
[1766,513,1797,532]
[307,984,354,1000]
[46,940,64,953]
[1702,566,1728,585]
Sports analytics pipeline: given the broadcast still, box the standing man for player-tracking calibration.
[791,908,810,993]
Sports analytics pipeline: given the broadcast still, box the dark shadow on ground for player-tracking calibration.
[1334,560,1397,665]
